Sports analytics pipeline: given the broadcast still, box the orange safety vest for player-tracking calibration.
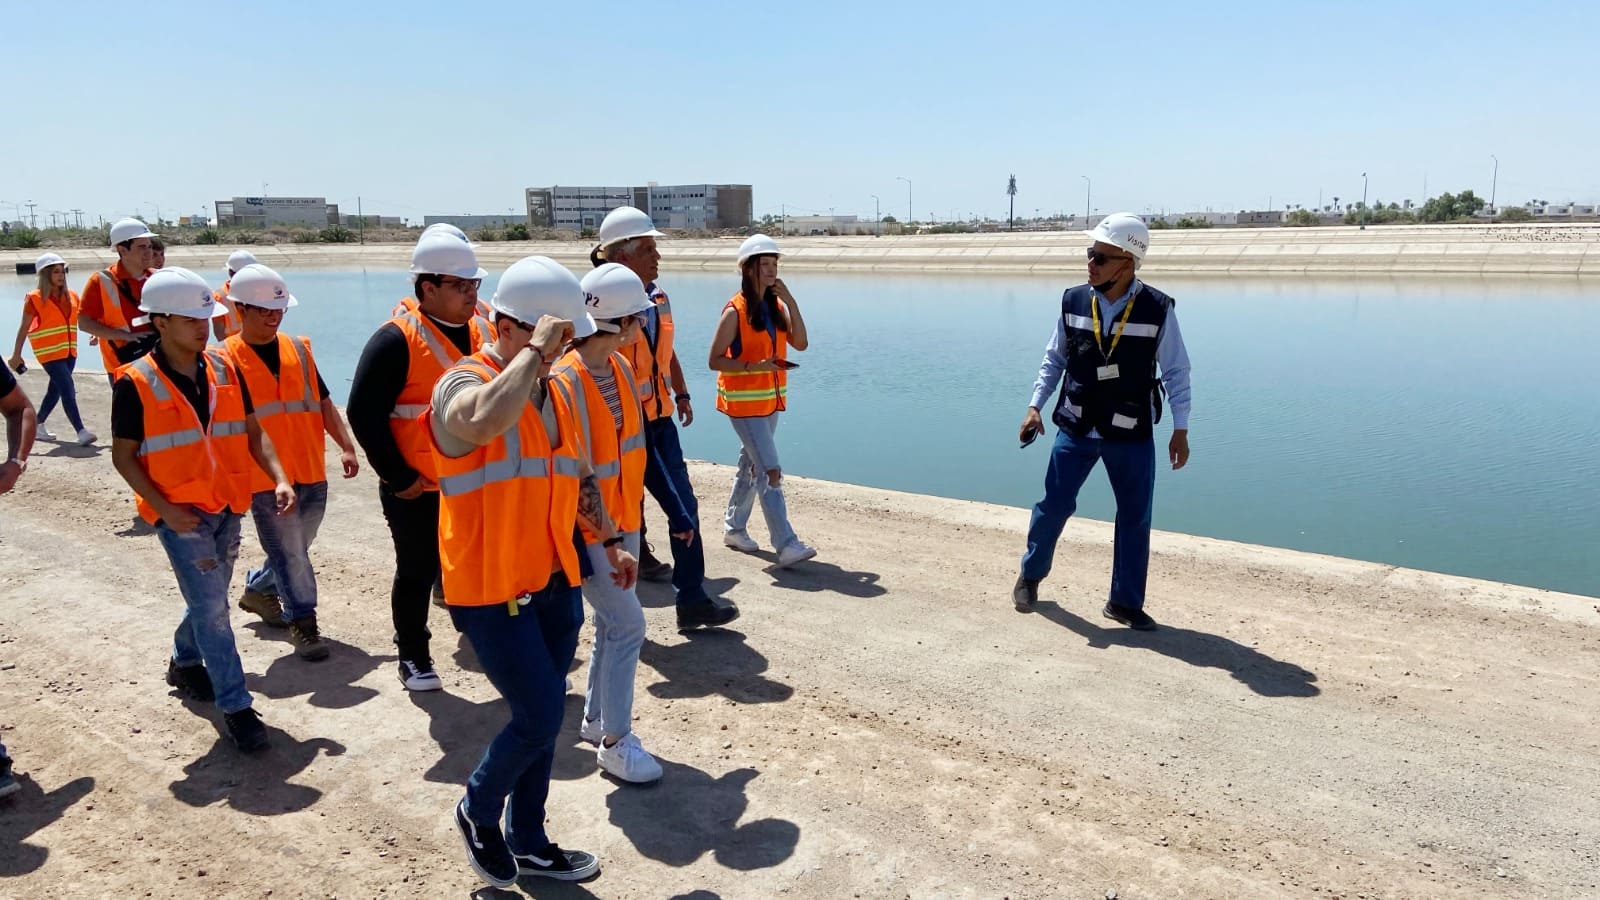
[214,283,243,339]
[83,264,149,374]
[24,290,80,363]
[224,333,326,492]
[391,297,493,321]
[551,349,646,539]
[621,284,676,420]
[121,349,254,525]
[430,351,583,607]
[385,307,494,485]
[715,292,788,418]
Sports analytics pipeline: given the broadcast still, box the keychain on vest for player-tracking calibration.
[1090,291,1137,380]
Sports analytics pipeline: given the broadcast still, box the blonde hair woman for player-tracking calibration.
[8,253,95,444]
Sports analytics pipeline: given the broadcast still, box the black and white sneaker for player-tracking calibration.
[454,799,518,889]
[515,842,600,881]
[399,659,442,692]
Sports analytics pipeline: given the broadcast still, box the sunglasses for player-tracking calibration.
[1086,247,1131,266]
[440,276,482,291]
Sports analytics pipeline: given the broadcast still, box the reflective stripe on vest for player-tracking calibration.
[25,291,78,362]
[125,351,251,523]
[715,293,788,418]
[224,334,325,489]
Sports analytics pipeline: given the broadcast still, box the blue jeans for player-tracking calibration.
[724,413,800,552]
[642,416,710,607]
[1021,429,1156,609]
[245,481,329,622]
[581,531,645,737]
[451,577,583,853]
[37,356,85,432]
[158,510,252,713]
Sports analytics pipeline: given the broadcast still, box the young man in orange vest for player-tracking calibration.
[109,267,296,753]
[212,249,259,342]
[0,362,36,797]
[429,255,630,887]
[594,207,739,630]
[79,218,159,379]
[348,232,494,691]
[222,264,360,661]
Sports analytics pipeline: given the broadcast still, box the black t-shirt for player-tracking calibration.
[112,346,254,443]
[0,363,16,400]
[348,318,475,489]
[241,337,332,400]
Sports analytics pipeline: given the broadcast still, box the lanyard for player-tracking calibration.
[1089,291,1137,362]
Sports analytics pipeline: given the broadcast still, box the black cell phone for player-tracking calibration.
[773,359,799,370]
[1020,424,1041,449]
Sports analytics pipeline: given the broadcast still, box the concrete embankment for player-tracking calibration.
[7,222,1600,277]
[1,369,1597,898]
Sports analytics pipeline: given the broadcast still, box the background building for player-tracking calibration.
[214,196,338,228]
[525,183,752,231]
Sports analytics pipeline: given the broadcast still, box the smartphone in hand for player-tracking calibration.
[1020,424,1041,449]
[772,359,799,370]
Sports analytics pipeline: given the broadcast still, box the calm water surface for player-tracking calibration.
[4,267,1596,597]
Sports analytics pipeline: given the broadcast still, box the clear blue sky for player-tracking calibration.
[7,0,1597,226]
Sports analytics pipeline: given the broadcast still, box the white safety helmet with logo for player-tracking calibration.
[226,249,260,278]
[580,263,652,333]
[1084,212,1150,270]
[135,267,225,323]
[490,256,596,338]
[736,233,781,266]
[34,252,66,271]
[410,232,487,283]
[596,206,664,253]
[109,217,157,247]
[227,264,299,311]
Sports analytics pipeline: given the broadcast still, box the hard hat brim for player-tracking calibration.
[228,293,300,311]
[598,227,665,251]
[132,303,229,324]
[486,298,598,340]
[410,266,489,281]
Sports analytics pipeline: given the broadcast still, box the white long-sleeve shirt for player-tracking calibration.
[1028,279,1192,431]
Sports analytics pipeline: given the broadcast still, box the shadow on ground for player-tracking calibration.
[409,690,508,786]
[1034,601,1320,697]
[639,630,792,704]
[636,576,740,611]
[605,759,799,871]
[169,721,345,815]
[761,558,884,598]
[243,635,392,709]
[0,773,95,876]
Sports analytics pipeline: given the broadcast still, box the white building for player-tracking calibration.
[214,196,337,228]
[525,183,752,232]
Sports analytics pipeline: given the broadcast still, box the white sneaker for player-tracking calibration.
[596,733,663,783]
[578,716,604,744]
[36,426,56,441]
[777,541,818,568]
[399,659,443,692]
[76,428,97,446]
[723,530,759,553]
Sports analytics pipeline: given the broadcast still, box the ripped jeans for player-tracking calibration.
[157,509,252,713]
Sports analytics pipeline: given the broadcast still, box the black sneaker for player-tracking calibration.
[399,659,443,692]
[515,842,600,881]
[288,616,330,661]
[0,755,18,800]
[166,659,215,703]
[639,543,673,582]
[676,597,741,632]
[224,707,270,753]
[1102,602,1158,631]
[454,799,518,888]
[238,589,287,627]
[1012,576,1039,612]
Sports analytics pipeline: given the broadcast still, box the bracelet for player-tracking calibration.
[602,536,624,548]
[675,393,691,403]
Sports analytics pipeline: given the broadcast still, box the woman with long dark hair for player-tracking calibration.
[8,253,95,444]
[708,234,816,567]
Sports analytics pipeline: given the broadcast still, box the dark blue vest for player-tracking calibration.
[1051,283,1173,441]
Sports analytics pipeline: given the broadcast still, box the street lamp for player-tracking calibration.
[896,176,912,224]
[1490,155,1499,213]
[1360,173,1369,230]
[871,195,880,235]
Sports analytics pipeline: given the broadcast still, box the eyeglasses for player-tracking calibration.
[440,276,482,292]
[1086,247,1131,266]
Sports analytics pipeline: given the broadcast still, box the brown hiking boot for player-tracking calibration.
[238,590,286,627]
[431,579,448,608]
[288,616,330,661]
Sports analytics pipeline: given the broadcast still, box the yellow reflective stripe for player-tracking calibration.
[139,428,204,456]
[717,387,782,401]
[391,403,429,419]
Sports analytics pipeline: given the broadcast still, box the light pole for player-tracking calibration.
[871,195,880,235]
[1490,155,1499,213]
[1360,173,1369,230]
[26,201,37,228]
[1080,175,1091,224]
[896,176,912,225]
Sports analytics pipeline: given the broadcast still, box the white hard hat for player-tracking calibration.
[137,267,225,321]
[580,263,652,332]
[1084,212,1150,269]
[737,233,782,266]
[596,206,664,252]
[227,264,299,311]
[226,249,260,276]
[410,232,487,280]
[109,217,157,247]
[421,222,474,245]
[34,252,66,271]
[489,256,596,338]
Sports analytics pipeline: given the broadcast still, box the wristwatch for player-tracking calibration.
[675,393,691,403]
[5,457,25,472]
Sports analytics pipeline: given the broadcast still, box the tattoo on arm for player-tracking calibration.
[577,474,606,532]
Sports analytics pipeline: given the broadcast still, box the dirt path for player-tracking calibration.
[1,370,1596,899]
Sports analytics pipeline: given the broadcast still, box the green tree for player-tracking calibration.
[881,215,898,224]
[1495,207,1534,223]
[503,223,530,240]
[1286,209,1320,227]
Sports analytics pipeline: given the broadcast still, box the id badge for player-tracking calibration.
[1096,364,1120,381]
[1111,413,1139,430]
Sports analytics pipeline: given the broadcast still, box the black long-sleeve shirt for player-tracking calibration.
[346,319,474,491]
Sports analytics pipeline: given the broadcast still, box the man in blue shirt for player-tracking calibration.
[1014,213,1192,630]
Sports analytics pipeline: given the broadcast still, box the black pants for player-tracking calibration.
[379,489,439,663]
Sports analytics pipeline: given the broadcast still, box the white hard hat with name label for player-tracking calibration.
[137,267,225,321]
[226,249,260,277]
[597,206,664,252]
[580,263,652,332]
[736,233,781,266]
[109,217,157,247]
[1084,212,1150,269]
[410,232,487,281]
[34,252,66,271]
[490,256,596,338]
[228,264,299,311]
